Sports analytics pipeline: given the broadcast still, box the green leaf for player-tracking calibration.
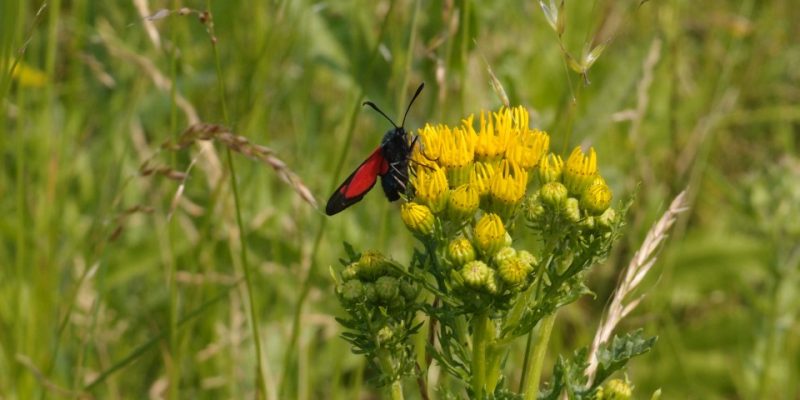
[593,329,657,386]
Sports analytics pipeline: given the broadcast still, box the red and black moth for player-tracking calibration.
[325,83,425,216]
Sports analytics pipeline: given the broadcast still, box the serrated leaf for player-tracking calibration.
[593,329,657,385]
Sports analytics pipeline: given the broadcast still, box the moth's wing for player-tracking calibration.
[325,147,389,215]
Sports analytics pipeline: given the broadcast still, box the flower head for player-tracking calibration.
[538,153,564,183]
[539,181,568,209]
[447,237,476,267]
[461,260,492,290]
[563,146,598,195]
[497,256,533,286]
[474,213,507,255]
[412,165,449,213]
[411,124,442,169]
[469,162,495,197]
[489,160,528,215]
[400,202,435,236]
[358,250,389,281]
[506,128,549,170]
[447,184,480,221]
[580,177,612,215]
[469,111,511,162]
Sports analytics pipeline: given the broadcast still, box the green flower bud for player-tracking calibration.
[540,182,569,209]
[581,215,596,230]
[599,378,633,400]
[474,213,507,256]
[339,280,365,304]
[400,202,436,236]
[358,250,389,281]
[377,326,394,345]
[523,192,546,222]
[341,262,359,281]
[581,178,612,215]
[375,276,400,303]
[498,256,533,286]
[517,250,538,268]
[485,268,499,294]
[447,237,476,267]
[461,260,492,289]
[538,153,564,183]
[493,246,517,266]
[364,283,378,303]
[399,280,419,302]
[596,207,617,230]
[563,197,581,223]
[447,184,480,221]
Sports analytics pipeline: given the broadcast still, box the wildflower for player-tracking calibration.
[412,165,449,213]
[447,237,476,267]
[538,153,564,183]
[539,181,568,209]
[377,326,394,345]
[412,124,442,168]
[492,247,517,266]
[489,160,528,217]
[581,178,612,215]
[596,378,633,400]
[469,161,495,197]
[461,260,492,289]
[497,256,532,286]
[438,125,475,187]
[523,192,546,222]
[474,213,507,255]
[339,280,365,304]
[563,197,581,223]
[469,111,510,162]
[341,262,360,281]
[563,146,598,195]
[10,60,47,87]
[400,202,435,236]
[506,128,550,170]
[447,184,480,221]
[375,276,400,302]
[358,250,389,281]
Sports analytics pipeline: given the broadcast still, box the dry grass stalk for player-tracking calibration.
[585,189,690,382]
[165,123,318,209]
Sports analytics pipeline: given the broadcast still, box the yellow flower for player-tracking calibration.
[506,128,550,170]
[358,250,389,280]
[563,146,598,195]
[412,165,449,213]
[467,110,511,162]
[473,213,507,255]
[439,125,475,186]
[447,184,480,221]
[538,153,564,183]
[469,161,495,197]
[539,181,568,209]
[447,237,476,266]
[489,160,528,215]
[580,178,612,215]
[411,124,442,168]
[400,202,435,236]
[497,256,532,286]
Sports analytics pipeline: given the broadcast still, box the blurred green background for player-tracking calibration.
[2,0,798,398]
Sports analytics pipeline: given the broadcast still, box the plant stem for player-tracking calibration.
[471,311,489,397]
[523,312,556,400]
[377,349,405,400]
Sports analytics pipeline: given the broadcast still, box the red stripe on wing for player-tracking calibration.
[325,148,389,215]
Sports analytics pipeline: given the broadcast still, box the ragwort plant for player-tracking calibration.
[331,106,655,399]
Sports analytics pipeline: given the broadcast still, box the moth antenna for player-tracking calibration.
[401,82,425,128]
[362,101,398,128]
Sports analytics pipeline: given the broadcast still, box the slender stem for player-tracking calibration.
[523,313,556,400]
[206,3,267,397]
[377,349,405,400]
[471,311,489,397]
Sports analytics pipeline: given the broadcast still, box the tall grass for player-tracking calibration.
[1,0,798,398]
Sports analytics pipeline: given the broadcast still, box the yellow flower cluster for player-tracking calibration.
[409,106,550,219]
